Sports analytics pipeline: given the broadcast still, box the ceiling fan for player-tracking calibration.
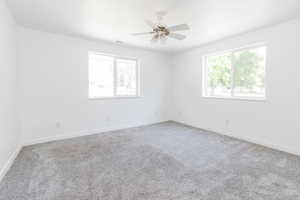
[132,11,190,44]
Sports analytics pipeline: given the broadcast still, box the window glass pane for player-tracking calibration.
[116,59,137,96]
[206,53,232,97]
[233,47,266,98]
[89,54,114,98]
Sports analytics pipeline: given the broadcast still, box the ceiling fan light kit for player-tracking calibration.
[132,12,190,44]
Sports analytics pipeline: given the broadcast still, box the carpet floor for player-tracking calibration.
[1,122,300,200]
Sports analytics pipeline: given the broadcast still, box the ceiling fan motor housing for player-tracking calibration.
[153,26,170,37]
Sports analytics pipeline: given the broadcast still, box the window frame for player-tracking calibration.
[88,51,140,100]
[202,43,267,101]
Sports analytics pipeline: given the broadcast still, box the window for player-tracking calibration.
[203,45,266,100]
[89,52,139,99]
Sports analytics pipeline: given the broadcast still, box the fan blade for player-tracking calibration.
[168,33,186,40]
[132,32,154,36]
[145,20,156,28]
[168,24,190,32]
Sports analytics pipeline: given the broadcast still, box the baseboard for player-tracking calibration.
[0,145,22,183]
[1,120,168,183]
[172,120,300,157]
[224,131,300,157]
[8,120,300,184]
[23,120,169,147]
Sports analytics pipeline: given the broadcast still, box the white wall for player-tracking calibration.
[0,0,20,179]
[171,18,300,155]
[8,9,300,163]
[18,27,172,144]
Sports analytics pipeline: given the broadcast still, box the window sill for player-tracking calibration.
[202,95,266,102]
[88,96,141,100]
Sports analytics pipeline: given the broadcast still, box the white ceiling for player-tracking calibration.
[6,0,300,52]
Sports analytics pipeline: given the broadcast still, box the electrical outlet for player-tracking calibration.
[55,122,61,128]
[225,120,230,127]
[106,116,111,123]
[178,111,182,116]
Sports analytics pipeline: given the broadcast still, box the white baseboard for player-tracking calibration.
[1,120,168,183]
[25,119,300,156]
[23,120,168,147]
[23,128,110,146]
[224,131,300,157]
[0,145,22,183]
[173,120,300,157]
[3,120,299,184]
